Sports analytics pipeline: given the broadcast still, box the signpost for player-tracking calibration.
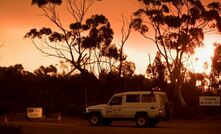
[27,107,43,119]
[199,96,220,106]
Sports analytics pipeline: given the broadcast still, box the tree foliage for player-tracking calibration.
[0,63,219,115]
[26,0,120,75]
[34,65,57,76]
[133,0,221,106]
[32,0,62,7]
[146,52,166,88]
[212,43,221,77]
[210,43,221,90]
[0,64,146,115]
[120,61,136,78]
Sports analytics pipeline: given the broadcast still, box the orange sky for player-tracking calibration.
[0,0,220,74]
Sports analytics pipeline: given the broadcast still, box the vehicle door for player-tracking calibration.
[121,94,141,118]
[141,94,157,116]
[107,96,123,118]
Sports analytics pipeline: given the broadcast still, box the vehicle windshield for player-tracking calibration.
[108,96,122,105]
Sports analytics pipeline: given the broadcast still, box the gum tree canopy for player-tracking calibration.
[133,0,221,106]
[211,43,221,89]
[25,0,118,75]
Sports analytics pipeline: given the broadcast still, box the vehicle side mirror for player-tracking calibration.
[108,102,113,106]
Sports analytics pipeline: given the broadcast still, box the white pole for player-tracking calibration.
[85,88,88,111]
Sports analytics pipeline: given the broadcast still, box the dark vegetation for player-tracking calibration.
[1,0,221,118]
[0,64,149,116]
[0,63,220,117]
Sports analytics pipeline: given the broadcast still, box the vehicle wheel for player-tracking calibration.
[89,113,101,126]
[102,119,112,126]
[135,114,148,127]
[148,118,158,128]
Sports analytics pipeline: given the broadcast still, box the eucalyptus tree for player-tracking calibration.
[117,16,134,77]
[146,52,166,89]
[212,43,221,78]
[210,43,221,90]
[133,0,221,106]
[25,0,116,75]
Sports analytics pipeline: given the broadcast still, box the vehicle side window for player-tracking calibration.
[27,109,34,112]
[142,94,155,102]
[109,96,122,105]
[126,95,140,103]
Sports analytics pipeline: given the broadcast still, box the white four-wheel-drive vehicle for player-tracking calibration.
[84,91,173,127]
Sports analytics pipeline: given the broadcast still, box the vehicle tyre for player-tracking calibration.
[135,113,148,127]
[89,113,101,126]
[102,119,112,126]
[148,118,158,128]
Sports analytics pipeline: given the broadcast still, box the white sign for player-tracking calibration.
[199,96,220,106]
[27,108,43,118]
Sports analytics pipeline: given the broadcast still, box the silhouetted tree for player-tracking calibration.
[128,74,149,91]
[0,64,152,115]
[99,44,120,73]
[133,0,221,107]
[25,0,115,75]
[98,70,122,94]
[146,52,166,89]
[181,73,201,109]
[120,61,136,78]
[211,43,221,91]
[34,65,57,76]
[118,16,133,77]
[32,0,62,7]
[212,43,221,78]
[0,64,30,112]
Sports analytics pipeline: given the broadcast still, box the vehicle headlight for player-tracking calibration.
[86,108,89,112]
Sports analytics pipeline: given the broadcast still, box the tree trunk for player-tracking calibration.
[171,81,187,107]
[177,87,187,107]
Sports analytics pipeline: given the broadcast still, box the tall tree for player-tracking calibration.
[212,43,221,78]
[146,52,166,89]
[25,0,115,75]
[211,43,221,90]
[118,16,133,77]
[133,0,221,106]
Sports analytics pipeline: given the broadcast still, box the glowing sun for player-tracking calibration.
[192,34,221,74]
